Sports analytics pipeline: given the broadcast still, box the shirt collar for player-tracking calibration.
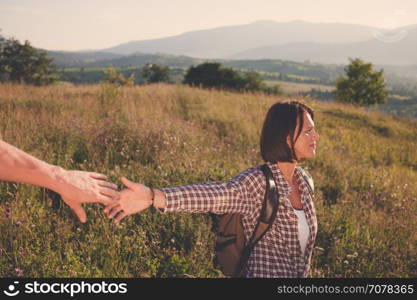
[265,161,292,196]
[265,161,310,197]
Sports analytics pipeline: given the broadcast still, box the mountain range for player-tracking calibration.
[93,20,417,65]
[103,20,375,58]
[42,20,417,72]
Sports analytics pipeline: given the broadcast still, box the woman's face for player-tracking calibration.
[290,112,320,160]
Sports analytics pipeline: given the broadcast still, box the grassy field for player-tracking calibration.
[0,83,416,278]
[265,80,334,94]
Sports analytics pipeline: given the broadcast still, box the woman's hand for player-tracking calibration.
[103,177,153,225]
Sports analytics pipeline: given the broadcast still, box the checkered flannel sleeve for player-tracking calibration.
[159,168,258,215]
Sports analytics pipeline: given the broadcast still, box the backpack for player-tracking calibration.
[214,164,314,277]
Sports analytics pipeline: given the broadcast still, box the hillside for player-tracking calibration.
[48,51,417,98]
[0,83,416,277]
[53,56,417,118]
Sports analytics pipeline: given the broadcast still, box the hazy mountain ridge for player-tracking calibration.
[45,20,417,67]
[102,20,377,58]
[232,27,417,65]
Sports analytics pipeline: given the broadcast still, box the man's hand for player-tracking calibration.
[55,169,120,223]
[0,140,120,223]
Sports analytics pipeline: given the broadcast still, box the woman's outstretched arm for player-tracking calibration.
[104,168,260,225]
[0,140,120,222]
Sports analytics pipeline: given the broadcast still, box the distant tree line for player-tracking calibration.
[0,32,57,85]
[141,63,171,83]
[99,62,282,94]
[0,33,389,107]
[102,66,135,86]
[386,76,417,99]
[304,88,335,101]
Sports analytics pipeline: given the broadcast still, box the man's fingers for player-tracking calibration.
[90,173,108,180]
[98,181,118,190]
[67,201,87,223]
[97,194,118,205]
[99,188,121,200]
[120,177,136,189]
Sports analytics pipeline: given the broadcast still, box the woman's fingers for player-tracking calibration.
[103,203,118,214]
[114,211,127,225]
[107,205,122,219]
[120,177,136,189]
[103,204,129,224]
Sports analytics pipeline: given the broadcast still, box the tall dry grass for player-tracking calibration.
[0,82,416,277]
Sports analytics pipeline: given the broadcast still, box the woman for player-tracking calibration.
[104,100,320,278]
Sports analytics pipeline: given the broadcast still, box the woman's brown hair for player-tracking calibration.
[260,100,314,163]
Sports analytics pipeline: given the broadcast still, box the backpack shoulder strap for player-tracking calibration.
[298,167,314,196]
[250,164,279,243]
[235,164,279,276]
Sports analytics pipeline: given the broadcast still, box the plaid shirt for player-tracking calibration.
[160,161,318,278]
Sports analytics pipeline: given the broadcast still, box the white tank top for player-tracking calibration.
[293,208,310,256]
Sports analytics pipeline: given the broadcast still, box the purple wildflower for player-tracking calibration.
[15,221,22,227]
[5,207,11,218]
[15,268,24,277]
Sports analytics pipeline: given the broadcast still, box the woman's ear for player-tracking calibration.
[286,135,292,147]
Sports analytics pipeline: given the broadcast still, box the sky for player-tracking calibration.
[1,0,417,51]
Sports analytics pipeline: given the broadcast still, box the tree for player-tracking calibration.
[183,62,281,94]
[141,63,170,83]
[0,36,57,86]
[183,62,227,88]
[102,66,135,86]
[241,71,266,91]
[335,58,388,106]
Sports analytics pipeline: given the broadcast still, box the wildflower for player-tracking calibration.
[313,268,322,276]
[5,207,11,218]
[346,252,358,259]
[15,221,22,227]
[15,268,24,277]
[0,248,5,255]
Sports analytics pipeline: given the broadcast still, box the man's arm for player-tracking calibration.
[0,140,120,222]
